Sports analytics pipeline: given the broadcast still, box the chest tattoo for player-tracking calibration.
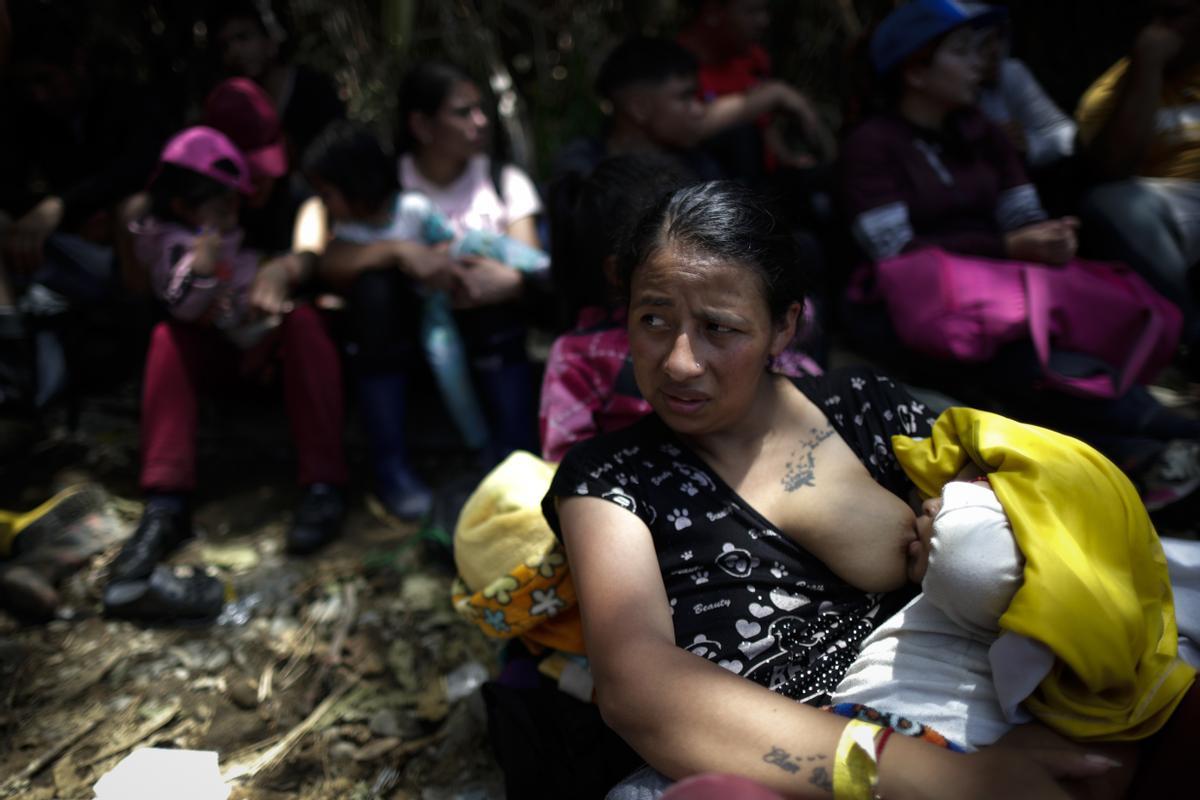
[781,426,835,493]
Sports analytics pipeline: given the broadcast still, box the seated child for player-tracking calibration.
[135,126,283,348]
[830,408,1195,778]
[303,121,548,458]
[108,127,349,620]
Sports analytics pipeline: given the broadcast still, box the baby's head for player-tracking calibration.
[909,475,1008,583]
[302,121,399,222]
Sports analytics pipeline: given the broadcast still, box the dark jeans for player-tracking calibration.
[346,268,537,453]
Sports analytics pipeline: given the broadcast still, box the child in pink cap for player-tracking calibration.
[107,127,349,623]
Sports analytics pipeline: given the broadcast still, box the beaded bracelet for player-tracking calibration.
[833,719,893,799]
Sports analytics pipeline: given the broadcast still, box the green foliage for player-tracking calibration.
[48,0,1154,181]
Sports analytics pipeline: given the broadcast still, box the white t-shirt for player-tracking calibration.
[398,153,541,237]
[332,192,436,245]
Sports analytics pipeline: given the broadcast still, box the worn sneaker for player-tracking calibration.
[103,565,225,623]
[286,483,346,555]
[1141,440,1200,512]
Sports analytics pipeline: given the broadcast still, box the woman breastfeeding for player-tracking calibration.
[543,181,1123,798]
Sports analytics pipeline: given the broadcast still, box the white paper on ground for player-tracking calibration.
[93,748,230,800]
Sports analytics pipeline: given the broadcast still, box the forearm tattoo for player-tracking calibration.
[762,746,832,794]
[781,426,835,492]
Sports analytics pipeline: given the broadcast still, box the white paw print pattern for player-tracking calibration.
[715,542,759,578]
[685,634,721,659]
[680,482,699,496]
[850,376,866,390]
[681,550,694,561]
[689,569,710,585]
[824,395,841,406]
[667,508,692,530]
[770,562,789,579]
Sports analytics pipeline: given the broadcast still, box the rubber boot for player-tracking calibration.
[358,373,433,521]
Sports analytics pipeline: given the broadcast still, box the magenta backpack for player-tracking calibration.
[872,248,1182,398]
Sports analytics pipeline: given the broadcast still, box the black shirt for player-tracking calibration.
[543,368,937,704]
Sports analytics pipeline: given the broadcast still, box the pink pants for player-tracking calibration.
[140,305,348,492]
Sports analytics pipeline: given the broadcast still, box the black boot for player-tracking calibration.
[109,497,191,583]
[286,483,346,554]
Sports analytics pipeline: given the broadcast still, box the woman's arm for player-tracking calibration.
[505,214,540,249]
[559,496,1105,799]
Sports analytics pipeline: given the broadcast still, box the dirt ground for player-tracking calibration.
[2,337,1197,800]
[0,377,508,800]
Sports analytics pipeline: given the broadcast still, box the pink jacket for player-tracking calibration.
[134,218,259,329]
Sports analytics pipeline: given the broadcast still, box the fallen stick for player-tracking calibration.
[80,698,182,767]
[14,714,103,781]
[223,673,358,782]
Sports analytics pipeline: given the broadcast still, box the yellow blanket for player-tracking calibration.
[451,451,586,655]
[892,408,1195,741]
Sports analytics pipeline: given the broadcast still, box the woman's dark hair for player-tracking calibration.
[594,36,699,102]
[395,60,475,155]
[618,181,809,323]
[302,120,399,215]
[549,153,694,325]
[207,0,272,39]
[148,163,235,224]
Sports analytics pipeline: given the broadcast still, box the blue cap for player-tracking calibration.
[870,0,1007,75]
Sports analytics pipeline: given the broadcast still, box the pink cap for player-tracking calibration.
[158,126,254,195]
[204,77,288,179]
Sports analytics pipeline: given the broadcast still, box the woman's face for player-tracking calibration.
[412,80,490,162]
[907,27,983,109]
[628,244,797,439]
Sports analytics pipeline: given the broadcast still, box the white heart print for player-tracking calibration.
[748,602,774,619]
[735,619,761,638]
[770,588,809,612]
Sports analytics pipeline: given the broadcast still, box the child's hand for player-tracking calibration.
[394,241,458,292]
[453,256,523,307]
[191,228,224,277]
[249,258,294,316]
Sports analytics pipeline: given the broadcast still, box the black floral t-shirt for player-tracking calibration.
[542,368,937,705]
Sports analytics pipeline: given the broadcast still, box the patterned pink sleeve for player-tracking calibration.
[145,227,223,322]
[539,337,609,463]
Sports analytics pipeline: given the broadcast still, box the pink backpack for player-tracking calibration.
[872,248,1182,398]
